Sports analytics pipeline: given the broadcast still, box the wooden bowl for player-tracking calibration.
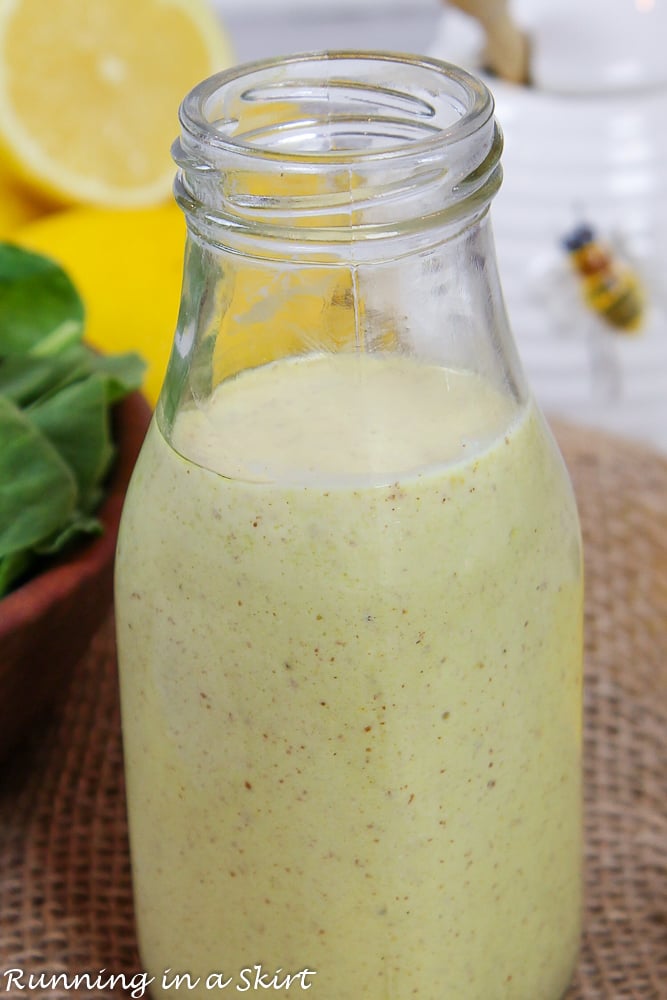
[0,390,152,763]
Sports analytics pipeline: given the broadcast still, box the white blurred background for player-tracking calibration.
[211,0,441,64]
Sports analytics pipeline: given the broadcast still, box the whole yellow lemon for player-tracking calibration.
[0,163,51,237]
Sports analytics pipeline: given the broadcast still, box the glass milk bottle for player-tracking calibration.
[115,53,583,1000]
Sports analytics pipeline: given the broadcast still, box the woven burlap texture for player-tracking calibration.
[0,423,665,999]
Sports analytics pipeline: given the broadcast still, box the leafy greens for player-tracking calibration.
[0,243,145,597]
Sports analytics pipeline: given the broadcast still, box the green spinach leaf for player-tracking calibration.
[0,395,77,559]
[28,373,112,512]
[87,350,145,403]
[0,244,84,357]
[35,513,103,555]
[0,242,146,598]
[0,344,91,407]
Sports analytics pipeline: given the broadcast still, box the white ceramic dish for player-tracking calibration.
[431,1,667,451]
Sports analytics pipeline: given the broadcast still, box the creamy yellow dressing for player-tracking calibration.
[115,352,583,999]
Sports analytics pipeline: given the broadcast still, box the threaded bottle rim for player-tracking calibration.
[173,51,502,256]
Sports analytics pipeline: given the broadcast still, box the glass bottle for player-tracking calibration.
[115,52,583,1000]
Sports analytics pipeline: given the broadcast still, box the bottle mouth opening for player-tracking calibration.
[178,51,494,165]
[173,51,501,254]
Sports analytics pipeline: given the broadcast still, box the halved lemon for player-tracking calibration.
[0,0,234,207]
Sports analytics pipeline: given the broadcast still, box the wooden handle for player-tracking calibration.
[447,0,531,84]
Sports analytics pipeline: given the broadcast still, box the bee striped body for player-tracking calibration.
[563,224,644,333]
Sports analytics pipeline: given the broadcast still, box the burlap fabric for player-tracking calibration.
[0,422,665,999]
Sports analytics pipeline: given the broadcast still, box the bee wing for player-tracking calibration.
[523,249,586,337]
[607,226,663,301]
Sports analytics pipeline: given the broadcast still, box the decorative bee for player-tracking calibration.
[562,223,645,333]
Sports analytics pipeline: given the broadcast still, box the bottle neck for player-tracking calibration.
[158,54,526,431]
[172,52,503,263]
